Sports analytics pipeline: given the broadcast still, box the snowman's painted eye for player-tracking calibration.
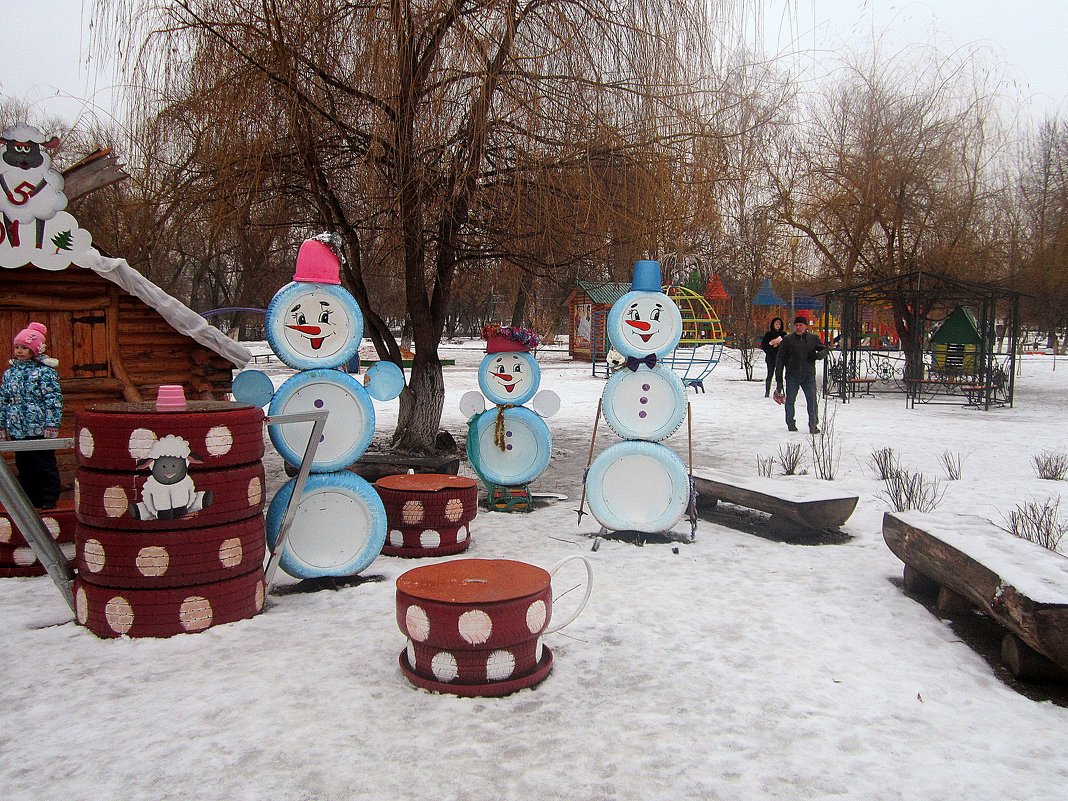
[514,363,522,373]
[652,308,661,322]
[293,312,307,325]
[318,310,331,324]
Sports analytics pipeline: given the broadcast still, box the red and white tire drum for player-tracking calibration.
[0,503,75,548]
[396,558,592,696]
[73,568,266,639]
[75,403,265,471]
[74,462,265,531]
[375,474,478,558]
[76,516,266,589]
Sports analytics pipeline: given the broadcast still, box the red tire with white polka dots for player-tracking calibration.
[0,504,75,548]
[73,567,266,639]
[75,517,266,589]
[74,403,265,471]
[399,645,553,697]
[404,635,545,686]
[396,560,553,651]
[375,474,477,558]
[74,462,265,531]
[0,564,47,577]
[0,542,75,569]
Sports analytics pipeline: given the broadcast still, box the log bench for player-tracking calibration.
[691,469,859,535]
[883,511,1068,682]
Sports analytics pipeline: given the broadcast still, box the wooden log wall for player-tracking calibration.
[0,266,241,497]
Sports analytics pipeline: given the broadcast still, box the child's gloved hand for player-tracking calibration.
[44,428,58,439]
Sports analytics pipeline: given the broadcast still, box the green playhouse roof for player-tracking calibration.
[576,280,632,306]
[929,306,982,345]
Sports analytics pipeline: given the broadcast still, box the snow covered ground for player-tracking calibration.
[3,345,1068,801]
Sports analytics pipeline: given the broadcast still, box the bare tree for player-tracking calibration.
[95,0,755,454]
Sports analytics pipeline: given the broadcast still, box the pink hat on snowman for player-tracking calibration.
[14,322,47,355]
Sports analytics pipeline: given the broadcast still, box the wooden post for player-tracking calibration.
[1001,633,1068,683]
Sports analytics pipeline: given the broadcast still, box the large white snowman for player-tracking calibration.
[234,235,405,577]
[460,325,559,512]
[582,260,691,534]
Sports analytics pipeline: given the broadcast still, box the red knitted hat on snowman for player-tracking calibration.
[14,322,47,354]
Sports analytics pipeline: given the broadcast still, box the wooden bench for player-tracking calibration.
[845,377,876,397]
[883,511,1068,681]
[691,469,859,535]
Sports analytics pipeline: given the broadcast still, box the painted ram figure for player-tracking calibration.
[129,434,214,521]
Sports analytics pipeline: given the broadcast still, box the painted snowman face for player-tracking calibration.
[607,290,684,358]
[266,282,363,370]
[478,351,540,406]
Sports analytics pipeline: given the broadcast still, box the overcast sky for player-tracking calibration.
[1,0,1065,128]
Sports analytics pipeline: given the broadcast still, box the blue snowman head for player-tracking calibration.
[478,350,540,406]
[606,260,683,359]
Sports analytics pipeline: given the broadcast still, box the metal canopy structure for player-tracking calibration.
[818,271,1024,411]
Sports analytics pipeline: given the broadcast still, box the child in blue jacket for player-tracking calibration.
[0,322,63,508]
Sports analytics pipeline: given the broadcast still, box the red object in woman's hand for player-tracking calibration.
[773,391,786,405]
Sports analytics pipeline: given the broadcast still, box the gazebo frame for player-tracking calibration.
[818,271,1023,411]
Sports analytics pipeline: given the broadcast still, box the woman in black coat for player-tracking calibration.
[760,317,785,397]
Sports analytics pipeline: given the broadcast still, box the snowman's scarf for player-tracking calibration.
[493,403,516,450]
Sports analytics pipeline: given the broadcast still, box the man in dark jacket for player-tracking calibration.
[774,315,828,434]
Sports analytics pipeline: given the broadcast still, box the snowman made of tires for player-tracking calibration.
[459,325,559,512]
[234,234,405,578]
[582,260,694,539]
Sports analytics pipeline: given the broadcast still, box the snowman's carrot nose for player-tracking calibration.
[287,324,323,335]
[492,372,513,381]
[625,319,651,332]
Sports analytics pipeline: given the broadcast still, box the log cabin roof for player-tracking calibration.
[9,251,253,368]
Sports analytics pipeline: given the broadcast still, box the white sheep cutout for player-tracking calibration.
[0,123,67,249]
[129,434,214,521]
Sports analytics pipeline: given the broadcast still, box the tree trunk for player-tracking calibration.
[392,352,446,455]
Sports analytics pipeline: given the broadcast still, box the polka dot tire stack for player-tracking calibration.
[0,504,76,577]
[375,474,478,557]
[395,559,557,696]
[73,400,268,638]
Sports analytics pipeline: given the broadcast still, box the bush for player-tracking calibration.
[755,455,774,478]
[1032,451,1068,481]
[881,469,945,513]
[870,447,900,480]
[777,443,804,476]
[809,404,841,480]
[939,450,965,481]
[1002,497,1067,552]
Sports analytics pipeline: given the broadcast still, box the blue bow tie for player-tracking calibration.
[625,354,657,371]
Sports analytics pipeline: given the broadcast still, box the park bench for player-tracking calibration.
[883,511,1068,682]
[845,377,876,397]
[691,469,859,535]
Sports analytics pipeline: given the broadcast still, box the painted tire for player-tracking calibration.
[75,517,266,589]
[375,474,477,557]
[0,504,75,547]
[268,370,374,473]
[74,462,266,531]
[266,471,386,579]
[601,365,687,442]
[383,523,471,557]
[74,403,264,470]
[0,542,75,567]
[74,569,266,639]
[606,289,684,358]
[396,559,553,650]
[265,281,363,370]
[585,440,689,533]
[467,406,551,487]
[404,636,545,686]
[399,645,553,697]
[477,351,540,407]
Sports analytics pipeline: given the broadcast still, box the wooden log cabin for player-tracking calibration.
[0,258,252,494]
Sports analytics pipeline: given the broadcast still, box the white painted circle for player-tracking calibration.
[128,428,157,460]
[179,596,213,631]
[13,547,35,566]
[406,639,416,668]
[42,517,59,538]
[136,546,170,577]
[255,580,265,611]
[0,517,11,543]
[103,486,128,518]
[78,427,95,458]
[389,530,404,547]
[204,425,234,456]
[444,498,464,522]
[218,537,243,568]
[419,529,441,549]
[105,596,135,634]
[486,650,516,681]
[402,500,424,525]
[82,539,106,572]
[457,525,469,543]
[75,587,88,624]
[406,605,430,641]
[526,600,547,633]
[431,651,459,682]
[248,476,263,507]
[458,609,492,645]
